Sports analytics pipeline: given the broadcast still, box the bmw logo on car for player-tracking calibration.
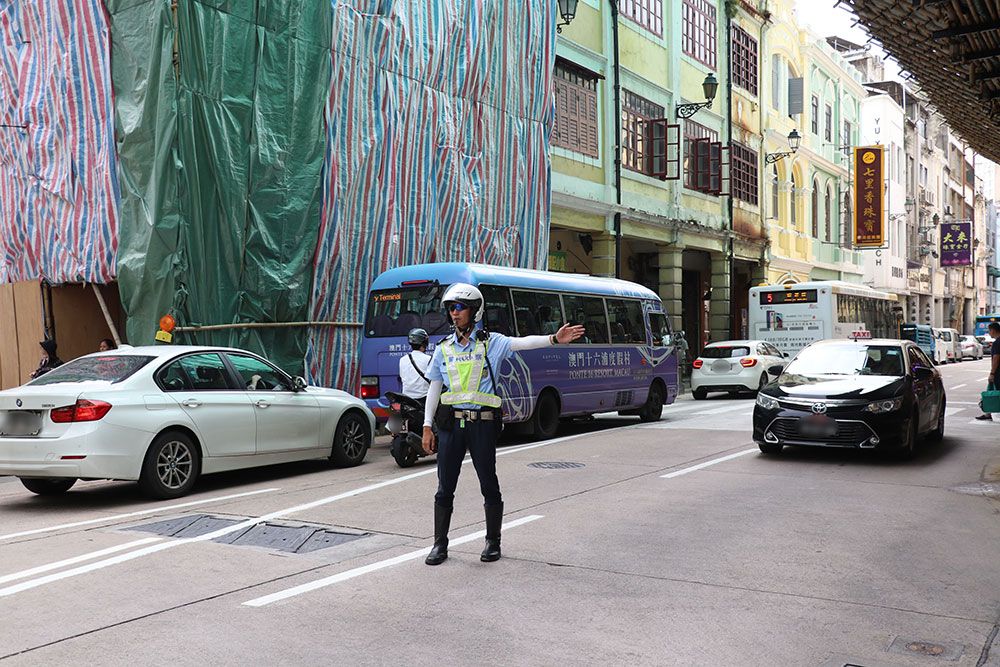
[15,399,21,408]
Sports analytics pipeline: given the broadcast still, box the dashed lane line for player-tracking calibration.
[243,515,545,607]
[0,537,163,585]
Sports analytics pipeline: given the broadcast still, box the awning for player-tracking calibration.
[843,1,1000,163]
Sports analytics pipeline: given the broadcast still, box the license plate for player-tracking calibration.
[0,411,42,436]
[799,415,837,438]
[711,359,731,372]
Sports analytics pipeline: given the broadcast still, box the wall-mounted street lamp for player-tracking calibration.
[765,129,801,164]
[675,74,719,119]
[557,0,579,33]
[890,197,915,221]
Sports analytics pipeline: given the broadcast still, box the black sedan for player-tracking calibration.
[752,339,946,458]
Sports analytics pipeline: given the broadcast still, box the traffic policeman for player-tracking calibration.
[421,283,584,565]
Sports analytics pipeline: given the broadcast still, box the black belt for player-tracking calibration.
[453,410,495,421]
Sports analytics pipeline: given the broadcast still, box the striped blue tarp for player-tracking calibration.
[0,0,119,285]
[307,0,556,389]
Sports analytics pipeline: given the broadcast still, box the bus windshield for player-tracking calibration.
[365,284,449,337]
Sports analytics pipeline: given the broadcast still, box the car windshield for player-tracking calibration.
[28,355,154,385]
[701,345,750,359]
[783,344,905,377]
[365,284,448,337]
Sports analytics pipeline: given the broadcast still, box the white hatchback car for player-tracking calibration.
[959,335,984,360]
[0,346,375,499]
[691,340,787,400]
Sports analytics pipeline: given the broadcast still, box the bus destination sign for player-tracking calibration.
[759,289,818,305]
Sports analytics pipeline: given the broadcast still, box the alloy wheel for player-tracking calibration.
[156,440,194,490]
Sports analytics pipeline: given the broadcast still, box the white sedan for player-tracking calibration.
[0,346,374,499]
[691,340,787,400]
[960,335,984,360]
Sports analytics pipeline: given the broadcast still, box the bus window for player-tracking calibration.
[562,294,610,344]
[607,299,645,344]
[480,284,515,335]
[365,283,447,337]
[511,290,563,335]
[648,313,671,346]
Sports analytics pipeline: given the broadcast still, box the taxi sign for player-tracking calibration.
[850,330,872,340]
[154,330,173,343]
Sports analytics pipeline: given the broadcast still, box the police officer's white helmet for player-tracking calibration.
[441,283,485,323]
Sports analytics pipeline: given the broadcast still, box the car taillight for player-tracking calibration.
[740,358,758,367]
[50,400,112,423]
[692,359,704,369]
[360,376,380,400]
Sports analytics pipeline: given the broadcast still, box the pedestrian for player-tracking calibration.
[421,283,584,565]
[975,321,1000,421]
[399,328,431,402]
[98,338,117,352]
[30,339,63,379]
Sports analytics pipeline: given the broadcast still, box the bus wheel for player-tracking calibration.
[530,391,560,440]
[639,383,664,422]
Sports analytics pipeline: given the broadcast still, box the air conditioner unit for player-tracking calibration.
[919,189,935,206]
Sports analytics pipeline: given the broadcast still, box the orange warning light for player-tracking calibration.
[159,314,176,333]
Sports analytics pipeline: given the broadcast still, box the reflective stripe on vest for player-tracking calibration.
[439,338,502,408]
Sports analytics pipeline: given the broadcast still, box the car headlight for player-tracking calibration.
[863,397,904,414]
[756,393,779,410]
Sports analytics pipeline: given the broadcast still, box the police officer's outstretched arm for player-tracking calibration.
[509,322,586,350]
[422,380,443,454]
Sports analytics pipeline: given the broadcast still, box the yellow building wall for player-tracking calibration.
[552,155,604,184]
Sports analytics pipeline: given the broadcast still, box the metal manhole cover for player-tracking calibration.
[528,462,585,469]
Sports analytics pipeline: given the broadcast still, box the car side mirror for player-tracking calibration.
[913,366,933,381]
[782,352,790,358]
[767,364,785,376]
[293,376,308,392]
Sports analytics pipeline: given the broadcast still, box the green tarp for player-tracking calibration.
[108,0,330,374]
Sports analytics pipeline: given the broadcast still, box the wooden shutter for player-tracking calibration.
[649,119,680,181]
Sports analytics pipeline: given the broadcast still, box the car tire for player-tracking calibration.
[139,431,200,499]
[530,391,560,440]
[895,413,918,460]
[20,477,76,496]
[758,442,782,455]
[926,397,945,443]
[330,411,371,467]
[638,383,665,423]
[692,387,707,400]
[755,374,768,396]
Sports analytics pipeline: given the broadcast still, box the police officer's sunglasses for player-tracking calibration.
[446,302,468,312]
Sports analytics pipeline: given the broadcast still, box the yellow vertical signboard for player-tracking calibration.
[853,145,885,248]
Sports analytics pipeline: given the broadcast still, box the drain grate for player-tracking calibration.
[128,514,367,554]
[528,461,585,470]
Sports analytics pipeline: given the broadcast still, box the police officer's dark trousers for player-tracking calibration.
[429,416,504,563]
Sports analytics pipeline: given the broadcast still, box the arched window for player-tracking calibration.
[790,180,797,227]
[825,186,832,241]
[811,179,819,237]
[771,164,779,218]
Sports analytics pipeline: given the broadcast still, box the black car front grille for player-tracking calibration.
[769,418,874,447]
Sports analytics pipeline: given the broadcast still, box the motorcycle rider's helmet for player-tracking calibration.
[441,283,484,323]
[407,328,429,349]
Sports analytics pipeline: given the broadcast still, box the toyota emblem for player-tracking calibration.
[15,399,22,408]
[811,402,827,414]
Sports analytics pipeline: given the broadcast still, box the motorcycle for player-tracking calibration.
[384,391,433,468]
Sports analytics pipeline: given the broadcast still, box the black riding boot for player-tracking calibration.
[480,503,503,562]
[425,503,452,566]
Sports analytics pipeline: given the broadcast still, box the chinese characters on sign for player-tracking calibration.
[939,221,972,266]
[853,146,884,248]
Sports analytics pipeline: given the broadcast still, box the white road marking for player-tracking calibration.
[0,537,162,585]
[945,407,964,418]
[0,487,280,543]
[695,403,753,415]
[243,515,545,608]
[660,449,758,479]
[0,426,633,598]
[951,401,981,405]
[950,384,967,390]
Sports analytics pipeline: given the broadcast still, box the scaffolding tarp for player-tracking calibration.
[0,0,119,284]
[306,0,556,389]
[109,0,331,374]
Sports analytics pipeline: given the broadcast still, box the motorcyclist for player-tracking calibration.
[399,328,432,401]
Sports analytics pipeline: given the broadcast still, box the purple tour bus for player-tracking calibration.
[359,263,680,437]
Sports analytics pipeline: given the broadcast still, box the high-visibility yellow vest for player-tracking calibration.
[439,338,502,408]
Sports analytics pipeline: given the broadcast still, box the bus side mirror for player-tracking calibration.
[661,334,672,348]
